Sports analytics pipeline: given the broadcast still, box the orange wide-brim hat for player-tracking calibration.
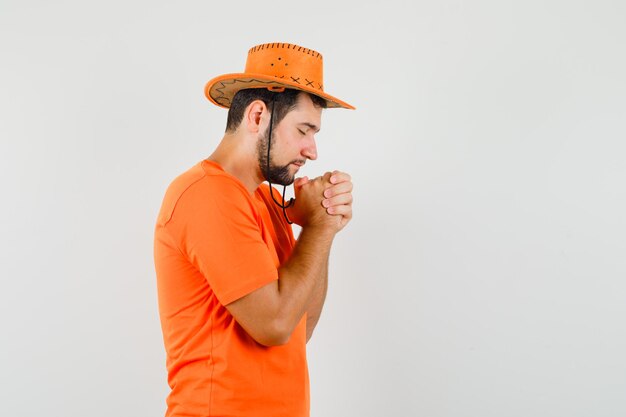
[205,42,355,110]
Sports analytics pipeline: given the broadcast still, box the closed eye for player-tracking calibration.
[298,129,306,135]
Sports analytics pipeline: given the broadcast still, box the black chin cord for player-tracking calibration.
[266,96,294,224]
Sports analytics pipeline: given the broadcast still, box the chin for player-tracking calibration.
[265,163,297,186]
[275,176,295,186]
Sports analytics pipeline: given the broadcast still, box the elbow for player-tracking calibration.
[257,334,291,347]
[254,319,292,347]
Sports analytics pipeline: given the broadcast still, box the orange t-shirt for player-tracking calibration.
[154,160,309,417]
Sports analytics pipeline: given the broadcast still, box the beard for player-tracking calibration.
[256,125,297,186]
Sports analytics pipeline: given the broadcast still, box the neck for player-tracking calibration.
[207,131,264,194]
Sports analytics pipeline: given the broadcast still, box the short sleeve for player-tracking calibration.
[164,176,278,305]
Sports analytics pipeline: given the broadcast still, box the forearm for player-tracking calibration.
[276,225,334,339]
[225,173,351,347]
[305,257,328,342]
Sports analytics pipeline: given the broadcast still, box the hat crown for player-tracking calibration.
[244,43,324,92]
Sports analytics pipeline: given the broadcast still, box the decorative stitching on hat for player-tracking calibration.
[247,43,322,59]
[213,78,331,106]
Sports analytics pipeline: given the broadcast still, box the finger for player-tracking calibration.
[321,171,333,184]
[326,204,352,217]
[322,193,353,208]
[323,181,353,198]
[329,171,351,184]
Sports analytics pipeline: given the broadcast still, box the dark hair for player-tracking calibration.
[225,88,327,133]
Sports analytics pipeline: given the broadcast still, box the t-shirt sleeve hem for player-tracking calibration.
[218,269,278,306]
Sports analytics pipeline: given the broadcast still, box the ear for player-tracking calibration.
[244,99,268,134]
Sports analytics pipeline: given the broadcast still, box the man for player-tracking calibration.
[154,42,354,417]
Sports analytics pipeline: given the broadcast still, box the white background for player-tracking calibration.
[1,1,625,416]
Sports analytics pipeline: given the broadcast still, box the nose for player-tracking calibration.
[302,135,318,161]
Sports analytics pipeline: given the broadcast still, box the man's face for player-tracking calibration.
[257,93,322,185]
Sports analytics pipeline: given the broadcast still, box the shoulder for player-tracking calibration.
[157,161,254,226]
[256,182,273,200]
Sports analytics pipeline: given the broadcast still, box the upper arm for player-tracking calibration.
[225,280,289,346]
[167,179,286,344]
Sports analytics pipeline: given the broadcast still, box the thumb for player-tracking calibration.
[294,176,309,188]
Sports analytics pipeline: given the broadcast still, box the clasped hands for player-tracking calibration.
[287,171,353,232]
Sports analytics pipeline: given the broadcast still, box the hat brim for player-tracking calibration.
[205,73,355,110]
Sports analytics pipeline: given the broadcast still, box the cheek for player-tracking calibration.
[283,132,299,146]
[276,134,300,154]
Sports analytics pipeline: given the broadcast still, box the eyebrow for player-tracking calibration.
[299,122,321,133]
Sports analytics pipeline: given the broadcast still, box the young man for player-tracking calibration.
[154,42,354,417]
